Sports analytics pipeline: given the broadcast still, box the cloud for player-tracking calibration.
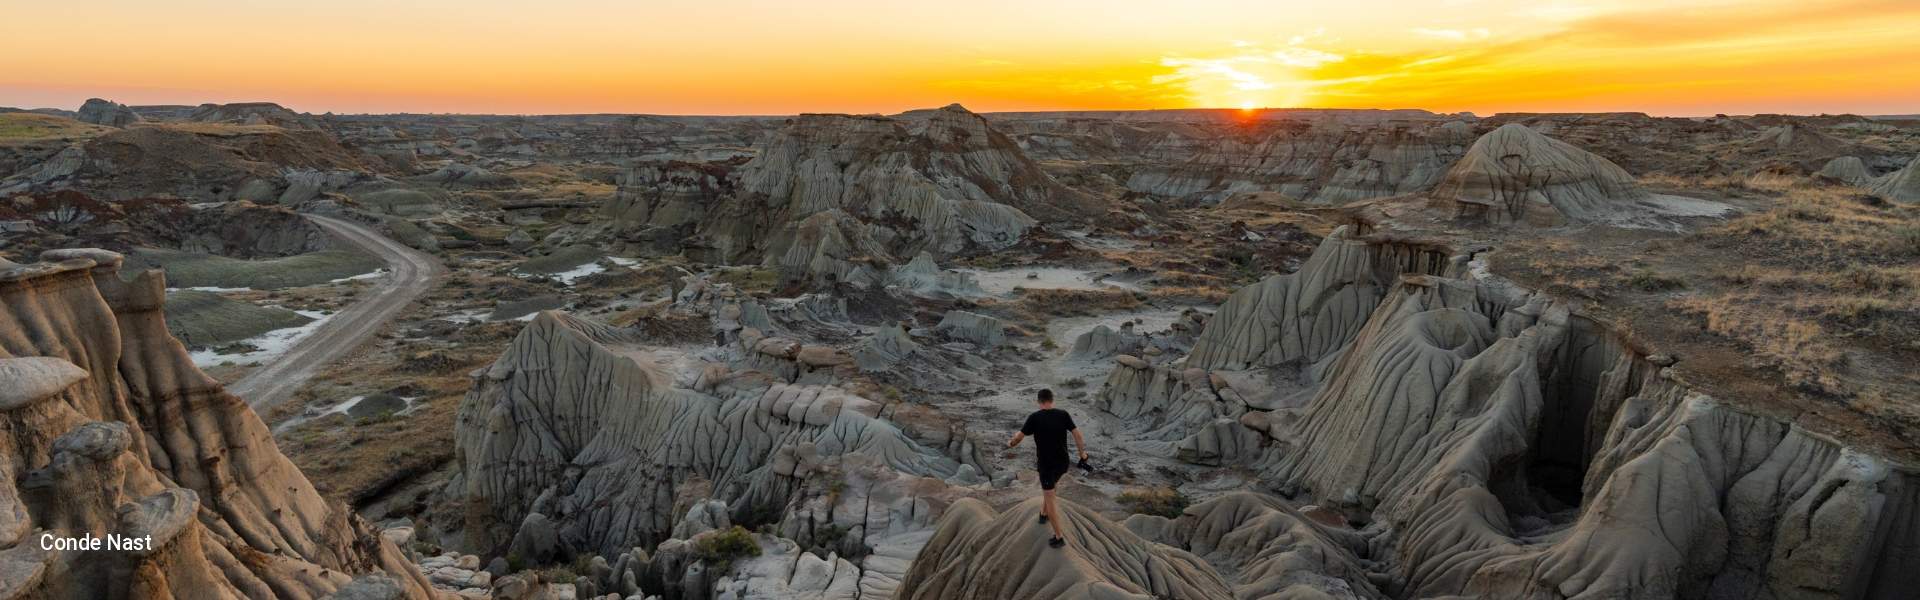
[1148,39,1351,106]
[1271,47,1346,68]
[1411,27,1491,41]
[1156,58,1276,91]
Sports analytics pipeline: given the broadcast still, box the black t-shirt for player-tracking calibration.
[1021,408,1077,470]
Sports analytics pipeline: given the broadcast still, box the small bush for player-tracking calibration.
[536,565,576,585]
[1783,202,1834,223]
[1117,487,1191,519]
[1626,270,1687,292]
[1892,225,1920,257]
[1837,265,1905,292]
[1824,297,1895,325]
[408,540,442,557]
[693,526,762,573]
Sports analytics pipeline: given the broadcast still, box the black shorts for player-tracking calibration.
[1039,464,1069,490]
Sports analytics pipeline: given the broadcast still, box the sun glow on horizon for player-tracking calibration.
[3,0,1919,116]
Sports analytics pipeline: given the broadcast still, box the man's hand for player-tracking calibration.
[1006,432,1025,449]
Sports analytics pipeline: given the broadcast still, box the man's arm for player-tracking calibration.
[1072,429,1088,460]
[1006,432,1026,449]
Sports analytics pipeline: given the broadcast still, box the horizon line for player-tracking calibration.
[8,99,1917,121]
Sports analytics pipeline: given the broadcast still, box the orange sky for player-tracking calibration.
[4,0,1919,116]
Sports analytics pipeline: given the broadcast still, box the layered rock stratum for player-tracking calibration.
[0,249,431,599]
[447,310,970,559]
[1431,123,1656,225]
[1870,155,1920,203]
[1070,229,1920,600]
[597,104,1099,284]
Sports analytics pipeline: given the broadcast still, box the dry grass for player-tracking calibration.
[0,113,113,142]
[1011,288,1142,318]
[141,121,284,136]
[1672,184,1919,396]
[1494,177,1920,457]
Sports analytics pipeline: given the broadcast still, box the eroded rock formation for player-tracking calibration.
[1122,119,1474,205]
[1073,223,1919,599]
[76,98,140,128]
[1250,270,1920,598]
[1432,123,1655,225]
[447,310,968,558]
[598,104,1098,284]
[1817,156,1874,186]
[0,249,431,599]
[1870,155,1920,203]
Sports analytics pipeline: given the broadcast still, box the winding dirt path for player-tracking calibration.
[233,214,443,410]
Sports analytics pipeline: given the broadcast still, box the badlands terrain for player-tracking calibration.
[0,98,1917,600]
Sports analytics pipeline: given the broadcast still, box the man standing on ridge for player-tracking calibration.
[1005,388,1088,548]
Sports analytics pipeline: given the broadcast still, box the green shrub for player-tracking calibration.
[693,526,761,573]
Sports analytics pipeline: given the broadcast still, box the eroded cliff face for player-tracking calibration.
[0,249,432,599]
[446,311,971,559]
[598,104,1100,283]
[1084,230,1920,600]
[1120,120,1475,205]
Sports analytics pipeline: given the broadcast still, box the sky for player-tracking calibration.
[4,0,1918,116]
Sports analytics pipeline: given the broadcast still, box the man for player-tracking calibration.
[1005,388,1087,548]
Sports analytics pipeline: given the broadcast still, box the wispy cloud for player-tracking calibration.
[1150,38,1348,106]
[1411,27,1491,41]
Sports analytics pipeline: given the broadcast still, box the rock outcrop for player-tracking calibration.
[1186,226,1454,371]
[75,98,140,128]
[447,311,965,558]
[1432,123,1655,225]
[1122,119,1474,205]
[600,104,1098,284]
[1092,228,1455,463]
[0,249,432,598]
[899,493,1383,599]
[897,498,1233,599]
[1869,155,1920,203]
[0,123,378,201]
[1077,217,1920,598]
[1247,270,1920,598]
[1817,156,1874,186]
[186,102,315,128]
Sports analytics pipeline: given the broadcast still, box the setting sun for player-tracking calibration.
[4,0,1919,115]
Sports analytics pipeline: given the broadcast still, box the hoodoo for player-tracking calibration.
[1432,123,1653,224]
[1870,154,1920,203]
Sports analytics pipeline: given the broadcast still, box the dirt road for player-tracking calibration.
[232,214,443,410]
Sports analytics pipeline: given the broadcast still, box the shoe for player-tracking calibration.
[1048,537,1065,548]
[1037,514,1049,525]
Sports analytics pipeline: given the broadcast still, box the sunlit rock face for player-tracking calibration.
[0,249,433,599]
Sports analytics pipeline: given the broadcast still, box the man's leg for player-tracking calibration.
[1043,488,1064,540]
